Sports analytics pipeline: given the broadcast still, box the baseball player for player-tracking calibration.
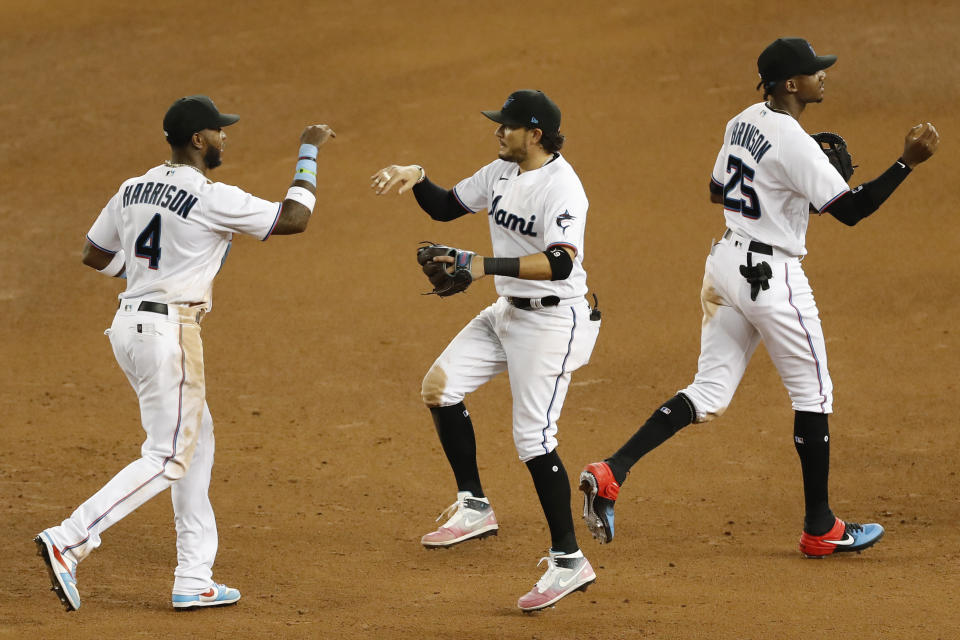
[34,95,335,611]
[580,38,939,557]
[371,90,602,611]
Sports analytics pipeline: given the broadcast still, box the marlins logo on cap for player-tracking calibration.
[481,90,561,133]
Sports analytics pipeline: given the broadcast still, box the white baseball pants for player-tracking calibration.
[424,296,600,461]
[680,231,833,421]
[47,302,218,594]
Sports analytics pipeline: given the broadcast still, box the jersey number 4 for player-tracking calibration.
[135,213,162,269]
[723,155,761,219]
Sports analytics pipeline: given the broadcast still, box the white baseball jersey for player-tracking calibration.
[45,162,283,597]
[452,154,589,299]
[87,164,282,309]
[711,102,849,256]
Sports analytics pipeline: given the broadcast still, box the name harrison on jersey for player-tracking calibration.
[729,121,773,164]
[122,181,198,219]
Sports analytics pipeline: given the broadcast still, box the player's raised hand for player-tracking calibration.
[371,164,423,195]
[301,124,336,147]
[901,123,939,168]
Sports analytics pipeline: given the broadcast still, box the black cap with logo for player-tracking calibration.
[163,95,239,145]
[481,90,561,134]
[757,38,836,89]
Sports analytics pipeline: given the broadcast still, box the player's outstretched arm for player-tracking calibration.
[272,124,336,235]
[371,163,471,221]
[371,164,424,195]
[824,122,939,226]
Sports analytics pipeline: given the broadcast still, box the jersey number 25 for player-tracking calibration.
[723,155,761,219]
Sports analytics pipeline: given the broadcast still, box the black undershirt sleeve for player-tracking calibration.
[411,177,472,222]
[822,159,912,226]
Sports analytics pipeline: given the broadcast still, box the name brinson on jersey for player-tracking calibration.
[713,103,850,256]
[728,120,773,164]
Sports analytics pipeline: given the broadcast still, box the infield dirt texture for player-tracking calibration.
[2,2,958,639]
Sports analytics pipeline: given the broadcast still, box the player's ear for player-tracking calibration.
[784,78,798,94]
[190,131,205,150]
[528,127,544,146]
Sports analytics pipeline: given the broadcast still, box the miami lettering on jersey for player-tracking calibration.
[123,182,198,219]
[453,155,589,299]
[728,121,773,164]
[489,195,536,237]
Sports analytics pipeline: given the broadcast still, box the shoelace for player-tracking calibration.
[436,500,461,523]
[845,522,864,534]
[533,557,563,591]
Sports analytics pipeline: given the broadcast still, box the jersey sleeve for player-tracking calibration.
[86,191,123,253]
[201,183,282,240]
[451,160,503,213]
[780,132,850,212]
[541,179,588,256]
[710,120,735,187]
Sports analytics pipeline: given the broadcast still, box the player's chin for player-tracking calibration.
[498,149,521,163]
[204,148,223,170]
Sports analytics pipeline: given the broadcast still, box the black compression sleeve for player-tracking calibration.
[411,177,472,222]
[823,158,912,226]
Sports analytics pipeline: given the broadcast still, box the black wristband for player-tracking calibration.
[483,257,520,277]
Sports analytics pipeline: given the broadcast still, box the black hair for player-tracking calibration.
[538,129,565,154]
[761,80,779,99]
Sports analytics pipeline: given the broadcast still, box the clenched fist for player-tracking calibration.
[902,122,939,168]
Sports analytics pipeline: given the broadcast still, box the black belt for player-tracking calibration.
[118,299,170,314]
[509,296,560,310]
[723,229,773,256]
[138,301,168,315]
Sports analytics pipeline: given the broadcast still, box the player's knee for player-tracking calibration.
[680,385,731,423]
[161,457,190,481]
[147,445,196,482]
[421,364,448,408]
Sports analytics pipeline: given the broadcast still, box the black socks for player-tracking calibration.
[430,403,484,498]
[606,394,695,485]
[525,450,579,555]
[794,411,835,535]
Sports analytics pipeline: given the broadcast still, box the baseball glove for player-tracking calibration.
[417,242,476,297]
[811,132,856,181]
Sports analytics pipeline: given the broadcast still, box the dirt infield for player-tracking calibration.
[2,1,959,638]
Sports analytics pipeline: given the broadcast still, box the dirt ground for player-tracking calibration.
[2,1,959,638]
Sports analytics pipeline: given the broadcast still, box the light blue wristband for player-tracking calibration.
[295,144,318,186]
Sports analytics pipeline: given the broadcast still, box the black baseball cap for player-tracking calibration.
[163,95,239,145]
[757,38,837,89]
[481,90,561,133]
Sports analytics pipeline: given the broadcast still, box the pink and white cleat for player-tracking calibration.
[421,492,499,548]
[517,550,596,612]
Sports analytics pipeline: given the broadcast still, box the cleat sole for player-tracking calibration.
[35,536,77,612]
[422,528,498,549]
